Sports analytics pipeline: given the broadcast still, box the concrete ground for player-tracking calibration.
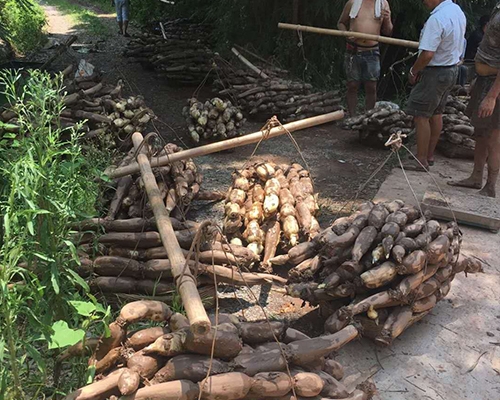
[336,153,500,400]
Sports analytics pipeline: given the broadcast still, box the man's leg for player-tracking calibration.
[414,116,431,167]
[427,114,443,164]
[346,81,360,117]
[117,20,123,34]
[448,136,488,189]
[479,128,500,197]
[123,20,129,36]
[364,81,377,112]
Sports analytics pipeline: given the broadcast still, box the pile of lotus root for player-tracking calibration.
[75,146,288,305]
[61,301,375,400]
[341,103,413,145]
[182,97,246,144]
[283,200,482,345]
[437,94,476,159]
[0,65,154,150]
[223,162,320,273]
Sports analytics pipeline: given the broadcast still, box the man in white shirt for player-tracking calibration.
[404,0,466,171]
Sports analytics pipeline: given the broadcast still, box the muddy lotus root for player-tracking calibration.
[285,199,482,345]
[223,161,320,273]
[62,303,374,400]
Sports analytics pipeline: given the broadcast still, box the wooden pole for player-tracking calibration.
[106,110,344,179]
[131,132,211,336]
[231,47,270,79]
[278,23,419,49]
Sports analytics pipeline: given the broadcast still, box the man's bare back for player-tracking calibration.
[338,0,392,48]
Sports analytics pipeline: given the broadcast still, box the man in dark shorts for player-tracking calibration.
[449,3,500,198]
[338,0,393,117]
[404,0,466,171]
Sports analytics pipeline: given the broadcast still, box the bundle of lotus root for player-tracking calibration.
[342,103,413,145]
[223,162,320,273]
[60,301,375,400]
[284,200,482,345]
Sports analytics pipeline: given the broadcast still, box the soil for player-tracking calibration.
[35,1,393,326]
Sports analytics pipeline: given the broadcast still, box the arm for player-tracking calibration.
[479,70,500,118]
[381,1,393,36]
[338,0,352,31]
[409,51,435,85]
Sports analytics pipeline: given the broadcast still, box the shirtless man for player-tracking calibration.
[338,0,393,117]
[449,3,500,197]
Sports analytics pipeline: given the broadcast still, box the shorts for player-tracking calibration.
[344,50,380,82]
[466,75,500,138]
[115,0,129,22]
[405,66,458,118]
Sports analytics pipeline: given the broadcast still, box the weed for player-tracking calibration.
[0,69,112,398]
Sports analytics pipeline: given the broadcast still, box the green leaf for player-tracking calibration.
[66,268,90,292]
[27,220,34,235]
[25,343,45,372]
[69,300,96,317]
[48,321,85,350]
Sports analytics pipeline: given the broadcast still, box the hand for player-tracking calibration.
[381,8,391,20]
[478,96,497,118]
[409,69,419,86]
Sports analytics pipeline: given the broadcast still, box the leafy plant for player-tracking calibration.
[0,0,46,53]
[0,69,112,398]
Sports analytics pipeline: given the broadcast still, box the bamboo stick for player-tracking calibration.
[106,110,344,179]
[278,23,420,49]
[131,132,211,336]
[231,47,270,79]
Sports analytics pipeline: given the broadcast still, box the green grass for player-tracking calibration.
[43,0,110,36]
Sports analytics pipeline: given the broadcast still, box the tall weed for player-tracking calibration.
[0,70,111,398]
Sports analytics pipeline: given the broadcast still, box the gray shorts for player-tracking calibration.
[115,0,129,22]
[405,66,458,118]
[466,75,500,138]
[344,50,380,82]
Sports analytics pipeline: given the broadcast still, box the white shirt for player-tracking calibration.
[419,0,466,66]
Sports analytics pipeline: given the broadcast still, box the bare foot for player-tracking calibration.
[447,177,482,189]
[478,185,496,198]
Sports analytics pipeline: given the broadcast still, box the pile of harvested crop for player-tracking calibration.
[0,65,154,149]
[341,103,413,145]
[124,20,214,85]
[214,61,342,122]
[223,162,320,273]
[283,200,482,345]
[61,300,375,400]
[74,149,288,304]
[182,97,246,143]
[104,143,203,221]
[437,94,475,159]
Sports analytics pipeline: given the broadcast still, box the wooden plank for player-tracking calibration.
[422,189,500,232]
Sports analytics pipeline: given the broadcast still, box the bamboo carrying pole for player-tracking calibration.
[106,110,344,179]
[131,132,211,336]
[231,47,270,79]
[278,23,420,49]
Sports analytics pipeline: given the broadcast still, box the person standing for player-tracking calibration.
[112,0,130,37]
[449,3,500,197]
[338,0,393,117]
[403,0,466,171]
[465,15,490,61]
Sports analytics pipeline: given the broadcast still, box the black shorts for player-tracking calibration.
[344,50,381,82]
[405,66,458,118]
[466,75,500,138]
